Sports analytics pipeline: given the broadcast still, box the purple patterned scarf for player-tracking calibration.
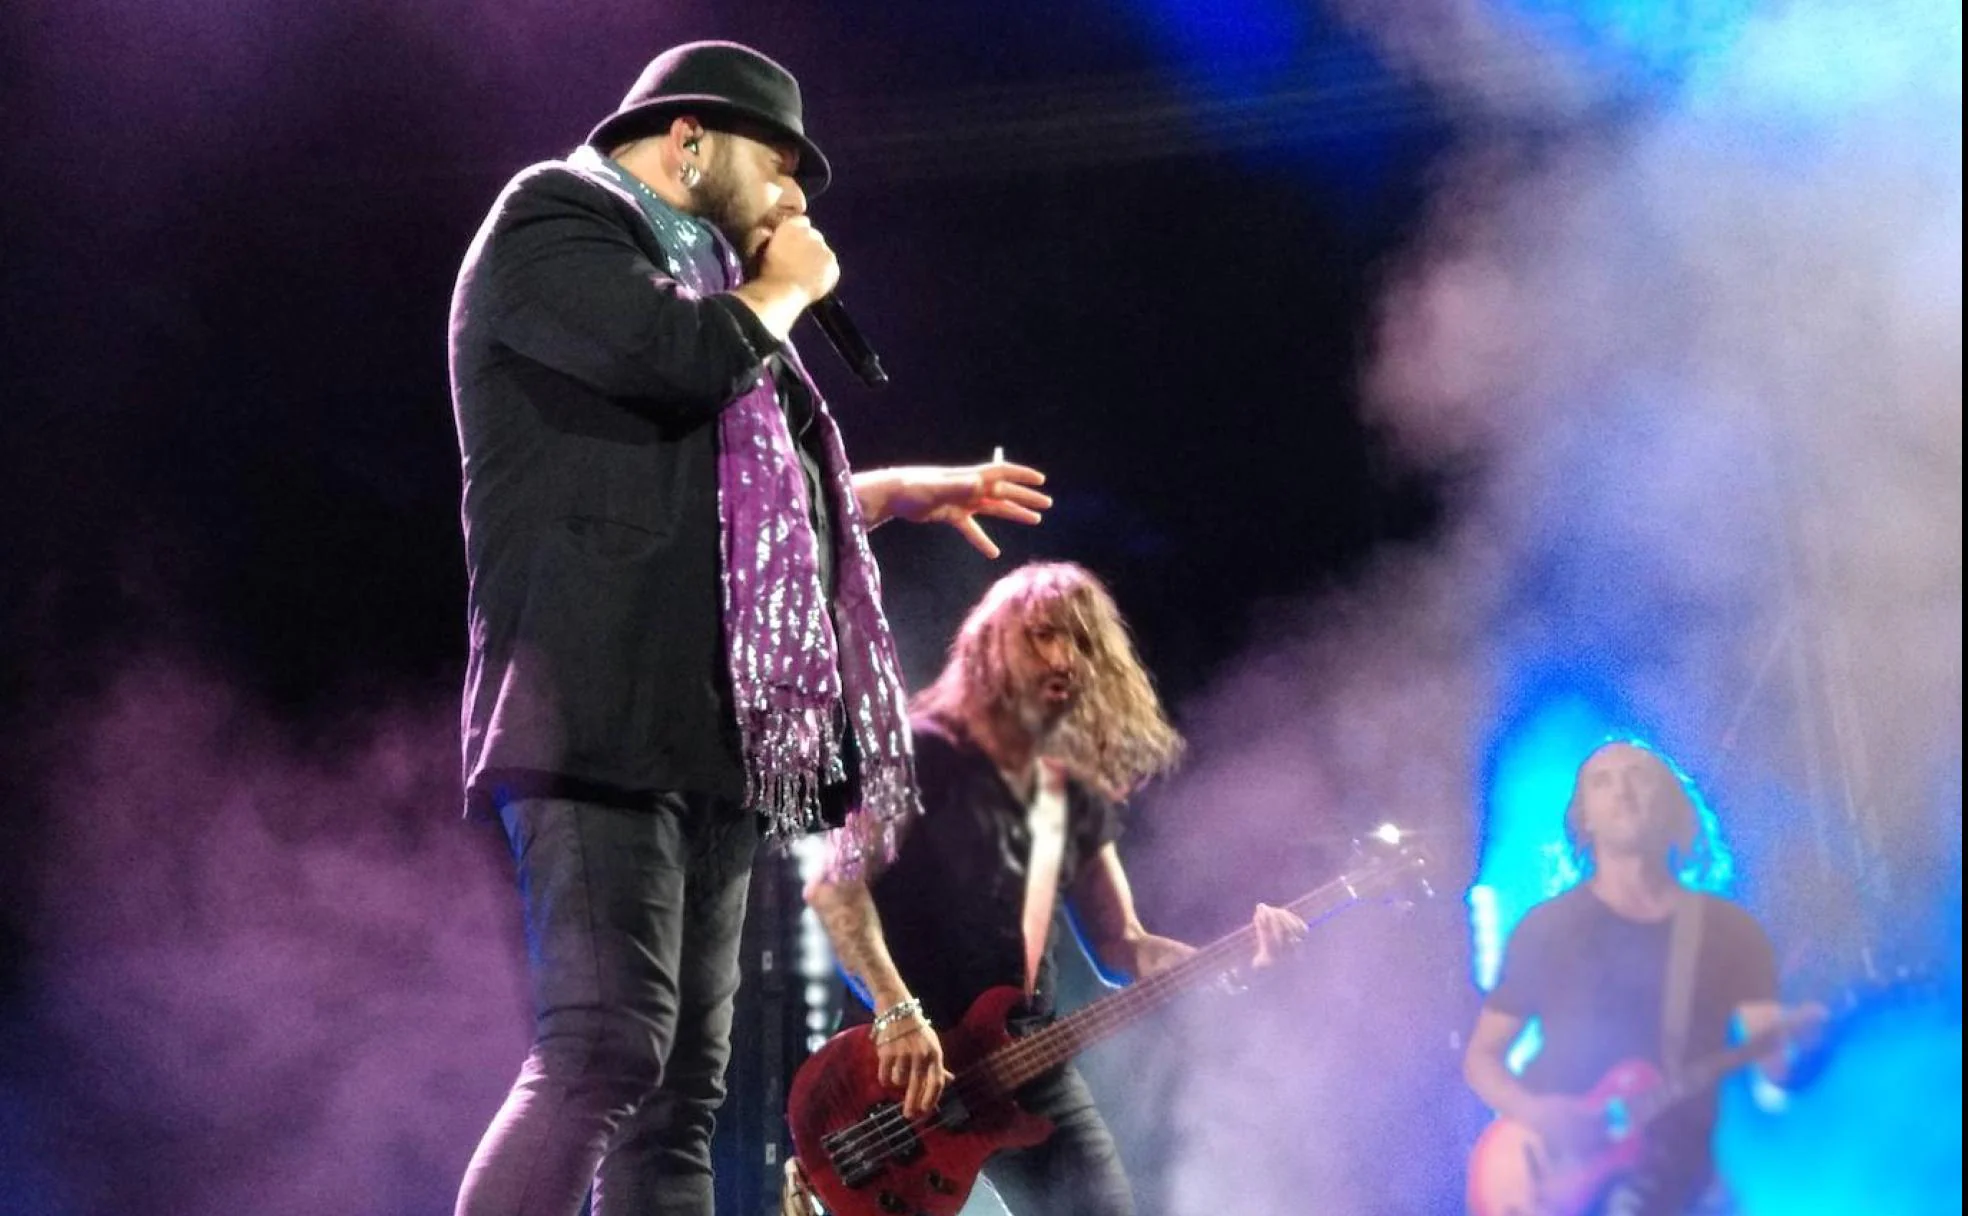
[714,344,921,861]
[577,150,919,862]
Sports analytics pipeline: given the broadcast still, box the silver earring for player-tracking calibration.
[680,164,702,188]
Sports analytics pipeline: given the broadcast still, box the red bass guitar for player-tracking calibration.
[787,842,1430,1216]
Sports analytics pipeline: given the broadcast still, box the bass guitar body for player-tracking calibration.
[788,987,1052,1216]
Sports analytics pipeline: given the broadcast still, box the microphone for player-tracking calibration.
[809,293,889,387]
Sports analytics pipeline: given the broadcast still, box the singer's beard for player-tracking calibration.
[692,149,772,261]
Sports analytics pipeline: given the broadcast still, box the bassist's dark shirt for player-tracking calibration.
[861,716,1124,1030]
[1487,885,1778,1209]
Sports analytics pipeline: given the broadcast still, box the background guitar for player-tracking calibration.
[1466,1003,1828,1216]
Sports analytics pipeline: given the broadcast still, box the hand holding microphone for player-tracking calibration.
[757,215,840,304]
[759,217,889,387]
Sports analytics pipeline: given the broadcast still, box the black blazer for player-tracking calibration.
[448,157,785,814]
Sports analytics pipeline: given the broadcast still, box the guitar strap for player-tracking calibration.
[1019,763,1069,996]
[1659,890,1706,1081]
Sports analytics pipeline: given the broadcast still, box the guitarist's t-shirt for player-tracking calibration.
[1486,886,1777,1201]
[858,716,1125,1031]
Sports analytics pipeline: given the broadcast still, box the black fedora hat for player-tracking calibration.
[587,41,831,195]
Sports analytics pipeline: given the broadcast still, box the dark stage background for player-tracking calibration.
[3,2,1959,1215]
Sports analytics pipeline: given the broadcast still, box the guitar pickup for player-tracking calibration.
[935,1092,971,1130]
[823,1100,924,1188]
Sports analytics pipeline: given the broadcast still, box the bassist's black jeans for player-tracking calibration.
[456,794,758,1216]
[985,1063,1135,1216]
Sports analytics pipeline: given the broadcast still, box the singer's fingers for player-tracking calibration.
[986,482,1053,512]
[983,461,1047,486]
[954,516,1001,559]
[974,500,1044,526]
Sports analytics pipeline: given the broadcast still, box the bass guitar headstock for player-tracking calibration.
[1343,822,1436,910]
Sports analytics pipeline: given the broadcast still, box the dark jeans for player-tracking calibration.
[456,794,759,1216]
[983,1064,1134,1216]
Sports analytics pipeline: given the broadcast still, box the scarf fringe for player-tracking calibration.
[814,762,921,880]
[742,704,848,840]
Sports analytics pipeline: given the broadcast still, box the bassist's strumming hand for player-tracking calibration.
[874,999,953,1121]
[801,866,954,1121]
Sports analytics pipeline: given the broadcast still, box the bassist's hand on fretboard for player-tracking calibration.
[1251,901,1310,968]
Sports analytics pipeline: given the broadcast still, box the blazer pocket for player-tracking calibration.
[554,513,669,562]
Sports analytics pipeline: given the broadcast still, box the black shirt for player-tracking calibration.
[771,354,835,597]
[864,718,1124,1029]
[1487,885,1778,1198]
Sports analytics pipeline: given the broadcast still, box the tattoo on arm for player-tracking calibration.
[807,877,912,1008]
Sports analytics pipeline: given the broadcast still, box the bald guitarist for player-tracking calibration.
[803,562,1306,1216]
[1465,741,1818,1216]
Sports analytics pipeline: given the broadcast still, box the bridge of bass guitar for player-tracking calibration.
[787,988,1057,1216]
[804,1097,995,1216]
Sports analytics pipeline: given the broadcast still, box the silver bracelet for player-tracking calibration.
[870,997,925,1038]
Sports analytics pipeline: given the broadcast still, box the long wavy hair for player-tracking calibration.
[913,562,1184,800]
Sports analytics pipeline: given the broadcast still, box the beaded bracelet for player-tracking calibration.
[870,996,925,1039]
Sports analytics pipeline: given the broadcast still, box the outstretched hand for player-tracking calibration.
[855,461,1051,557]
